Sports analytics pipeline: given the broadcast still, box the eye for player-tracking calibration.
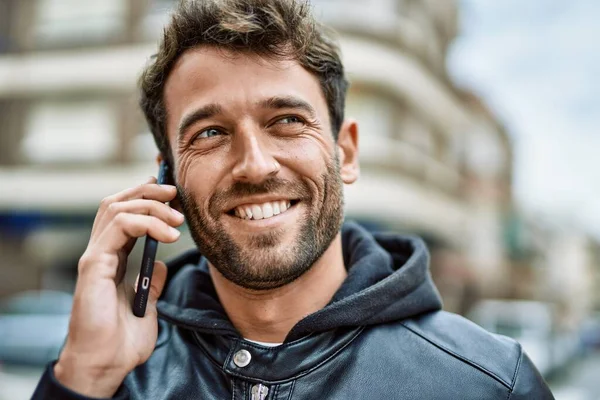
[276,116,304,125]
[196,128,223,139]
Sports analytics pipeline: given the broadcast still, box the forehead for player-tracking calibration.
[163,47,330,135]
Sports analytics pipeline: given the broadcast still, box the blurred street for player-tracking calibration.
[0,365,43,400]
[549,351,600,400]
[0,0,598,399]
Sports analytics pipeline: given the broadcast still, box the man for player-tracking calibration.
[33,0,553,398]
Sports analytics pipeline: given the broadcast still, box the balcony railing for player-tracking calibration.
[359,135,463,196]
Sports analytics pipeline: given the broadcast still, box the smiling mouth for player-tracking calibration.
[226,200,300,221]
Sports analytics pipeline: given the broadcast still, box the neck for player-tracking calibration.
[208,234,347,343]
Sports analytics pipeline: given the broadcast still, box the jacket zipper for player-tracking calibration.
[251,383,269,400]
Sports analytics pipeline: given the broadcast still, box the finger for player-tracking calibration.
[98,184,177,216]
[114,244,134,285]
[99,214,180,255]
[92,181,176,236]
[93,185,178,237]
[117,182,177,203]
[148,261,168,306]
[102,199,184,229]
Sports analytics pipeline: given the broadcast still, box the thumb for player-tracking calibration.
[148,261,168,305]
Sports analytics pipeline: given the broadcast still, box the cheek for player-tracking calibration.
[176,151,224,205]
[280,137,335,209]
[175,152,196,188]
[280,135,332,179]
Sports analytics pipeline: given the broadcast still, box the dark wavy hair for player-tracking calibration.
[139,0,348,162]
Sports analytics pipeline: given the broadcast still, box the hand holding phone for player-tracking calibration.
[53,164,182,397]
[134,160,172,317]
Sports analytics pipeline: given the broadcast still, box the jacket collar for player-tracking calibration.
[191,326,364,383]
[157,221,442,341]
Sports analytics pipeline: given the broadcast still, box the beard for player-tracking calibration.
[177,155,344,290]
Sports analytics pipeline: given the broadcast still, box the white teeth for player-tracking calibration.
[251,205,263,220]
[263,202,273,218]
[233,200,294,220]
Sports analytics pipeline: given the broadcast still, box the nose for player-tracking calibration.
[231,129,280,184]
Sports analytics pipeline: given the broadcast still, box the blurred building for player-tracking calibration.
[318,0,514,313]
[2,0,591,321]
[505,214,599,330]
[591,241,600,312]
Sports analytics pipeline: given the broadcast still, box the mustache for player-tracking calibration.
[210,178,310,214]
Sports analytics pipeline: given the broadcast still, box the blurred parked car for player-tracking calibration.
[0,290,72,366]
[580,313,600,350]
[468,299,580,377]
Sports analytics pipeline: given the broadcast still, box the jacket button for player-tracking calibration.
[233,349,252,367]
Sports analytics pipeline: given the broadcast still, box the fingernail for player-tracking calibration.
[170,227,181,237]
[171,208,183,218]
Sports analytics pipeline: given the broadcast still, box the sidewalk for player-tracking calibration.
[549,351,600,400]
[0,366,42,400]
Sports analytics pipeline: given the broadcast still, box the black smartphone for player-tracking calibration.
[133,160,172,317]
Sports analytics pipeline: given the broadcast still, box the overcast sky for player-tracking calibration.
[448,0,600,238]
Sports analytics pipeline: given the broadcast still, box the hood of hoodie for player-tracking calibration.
[157,221,442,342]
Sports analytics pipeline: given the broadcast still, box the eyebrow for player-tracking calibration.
[177,103,223,143]
[258,96,317,119]
[177,95,317,142]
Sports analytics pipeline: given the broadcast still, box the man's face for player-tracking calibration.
[163,47,356,290]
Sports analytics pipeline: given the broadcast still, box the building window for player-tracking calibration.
[400,113,435,155]
[21,99,119,164]
[345,89,398,161]
[346,90,396,138]
[33,0,127,45]
[466,127,506,178]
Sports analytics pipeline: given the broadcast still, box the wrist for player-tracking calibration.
[54,355,128,398]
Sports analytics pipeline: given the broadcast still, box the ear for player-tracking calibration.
[336,119,360,185]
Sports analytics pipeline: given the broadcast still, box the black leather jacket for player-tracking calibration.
[33,222,553,399]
